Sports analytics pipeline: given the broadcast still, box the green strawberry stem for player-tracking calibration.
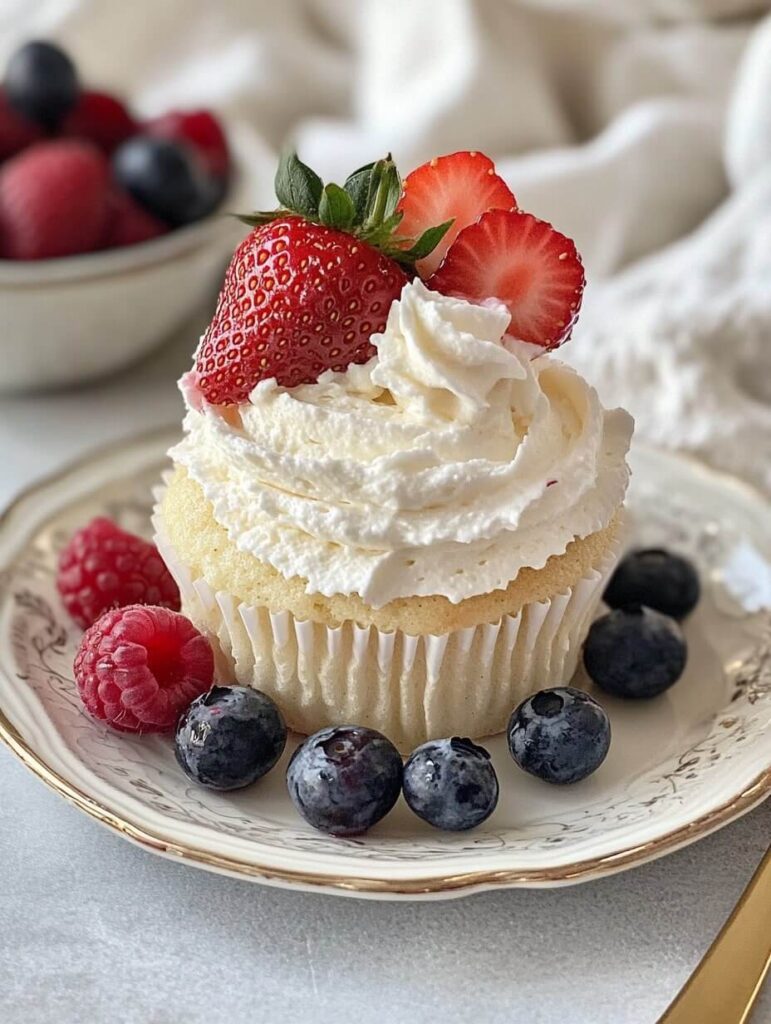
[364,157,397,229]
[237,150,453,272]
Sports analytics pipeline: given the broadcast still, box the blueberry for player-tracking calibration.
[507,687,611,784]
[286,726,403,836]
[113,136,219,226]
[5,41,79,130]
[402,737,498,831]
[604,548,700,620]
[583,606,687,699]
[175,685,286,791]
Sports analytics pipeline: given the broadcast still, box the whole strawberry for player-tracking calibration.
[0,140,110,259]
[197,217,406,402]
[194,152,451,404]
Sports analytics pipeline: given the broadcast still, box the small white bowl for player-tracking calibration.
[0,203,244,393]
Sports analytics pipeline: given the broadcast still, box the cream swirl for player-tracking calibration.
[171,280,633,606]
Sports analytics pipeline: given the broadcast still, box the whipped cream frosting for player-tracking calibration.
[171,280,633,606]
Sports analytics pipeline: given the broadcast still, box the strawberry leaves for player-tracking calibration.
[398,220,454,262]
[351,156,453,263]
[238,151,453,273]
[274,150,323,218]
[343,161,376,220]
[318,182,355,230]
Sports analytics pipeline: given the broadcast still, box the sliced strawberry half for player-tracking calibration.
[428,209,585,350]
[395,151,515,278]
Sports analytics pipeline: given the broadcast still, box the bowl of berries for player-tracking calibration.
[0,40,243,393]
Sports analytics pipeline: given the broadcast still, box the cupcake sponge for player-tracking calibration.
[160,467,621,636]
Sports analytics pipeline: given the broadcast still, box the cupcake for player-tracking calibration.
[154,150,633,751]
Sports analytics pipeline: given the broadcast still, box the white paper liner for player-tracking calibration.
[153,492,621,751]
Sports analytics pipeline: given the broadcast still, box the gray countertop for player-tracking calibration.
[1,326,769,1024]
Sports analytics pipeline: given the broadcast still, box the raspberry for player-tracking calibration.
[0,89,42,160]
[74,605,214,732]
[102,188,168,249]
[0,140,110,259]
[62,90,138,154]
[57,517,180,629]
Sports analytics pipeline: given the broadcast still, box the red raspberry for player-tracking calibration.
[0,140,110,259]
[0,89,43,160]
[62,90,138,154]
[74,605,214,732]
[57,517,180,629]
[102,188,168,249]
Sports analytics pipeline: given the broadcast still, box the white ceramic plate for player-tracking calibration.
[0,429,769,899]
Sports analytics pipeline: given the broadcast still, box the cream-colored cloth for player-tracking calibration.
[3,0,770,489]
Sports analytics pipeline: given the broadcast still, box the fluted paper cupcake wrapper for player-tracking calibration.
[153,494,621,751]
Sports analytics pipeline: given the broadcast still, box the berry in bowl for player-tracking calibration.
[0,40,242,393]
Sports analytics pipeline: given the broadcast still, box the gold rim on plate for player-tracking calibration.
[0,428,769,896]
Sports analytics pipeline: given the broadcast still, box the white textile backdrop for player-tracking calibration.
[2,0,770,489]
